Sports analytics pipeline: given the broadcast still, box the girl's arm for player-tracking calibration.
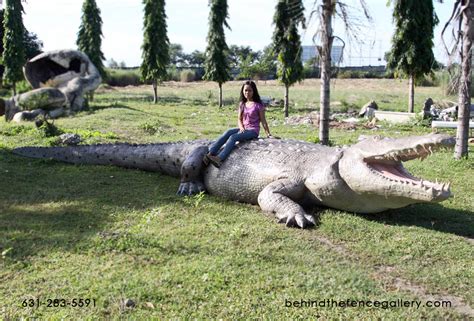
[259,107,272,138]
[238,105,245,133]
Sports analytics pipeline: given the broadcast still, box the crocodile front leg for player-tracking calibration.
[177,145,208,195]
[258,179,316,228]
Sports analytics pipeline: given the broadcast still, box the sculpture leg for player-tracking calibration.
[15,88,66,111]
[258,179,315,228]
[1,88,66,121]
[177,145,209,196]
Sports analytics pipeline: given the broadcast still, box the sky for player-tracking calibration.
[9,0,456,67]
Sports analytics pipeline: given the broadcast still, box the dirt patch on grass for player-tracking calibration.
[310,233,474,318]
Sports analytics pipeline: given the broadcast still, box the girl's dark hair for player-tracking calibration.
[239,80,262,104]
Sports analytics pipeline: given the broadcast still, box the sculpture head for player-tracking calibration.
[23,49,101,111]
[335,133,455,213]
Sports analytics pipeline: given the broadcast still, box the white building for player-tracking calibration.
[301,45,344,66]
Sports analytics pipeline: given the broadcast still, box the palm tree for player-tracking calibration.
[442,0,473,159]
[311,0,372,145]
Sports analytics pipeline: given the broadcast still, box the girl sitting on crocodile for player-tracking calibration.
[204,80,273,168]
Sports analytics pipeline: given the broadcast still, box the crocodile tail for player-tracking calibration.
[12,141,210,177]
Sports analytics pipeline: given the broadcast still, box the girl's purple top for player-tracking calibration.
[240,102,264,135]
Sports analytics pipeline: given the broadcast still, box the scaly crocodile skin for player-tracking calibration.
[13,134,455,228]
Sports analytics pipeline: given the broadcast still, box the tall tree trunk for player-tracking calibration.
[455,0,473,159]
[408,74,415,113]
[219,83,223,107]
[284,84,289,118]
[319,0,333,146]
[152,80,158,104]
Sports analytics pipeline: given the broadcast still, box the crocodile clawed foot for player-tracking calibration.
[177,181,206,196]
[277,212,315,229]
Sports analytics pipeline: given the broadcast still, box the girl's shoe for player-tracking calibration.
[207,154,222,168]
[202,153,211,166]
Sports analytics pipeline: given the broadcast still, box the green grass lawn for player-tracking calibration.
[0,79,472,319]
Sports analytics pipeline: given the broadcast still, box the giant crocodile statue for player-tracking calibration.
[12,133,455,228]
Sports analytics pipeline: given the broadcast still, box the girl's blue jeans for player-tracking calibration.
[209,128,258,161]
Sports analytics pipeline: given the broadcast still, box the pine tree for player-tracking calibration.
[204,0,231,107]
[2,0,27,95]
[1,8,43,88]
[23,31,43,59]
[140,0,169,104]
[272,0,305,117]
[0,9,4,85]
[76,0,106,79]
[387,0,439,113]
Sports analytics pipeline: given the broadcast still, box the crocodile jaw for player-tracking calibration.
[337,134,455,212]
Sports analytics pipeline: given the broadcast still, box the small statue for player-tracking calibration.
[358,100,378,119]
[0,49,101,122]
[422,98,434,119]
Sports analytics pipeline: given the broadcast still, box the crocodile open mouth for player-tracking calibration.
[364,142,451,196]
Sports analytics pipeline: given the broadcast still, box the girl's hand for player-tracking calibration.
[239,126,245,133]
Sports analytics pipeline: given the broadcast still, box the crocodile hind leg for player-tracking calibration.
[258,179,316,228]
[177,145,209,195]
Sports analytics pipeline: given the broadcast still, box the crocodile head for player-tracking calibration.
[336,133,455,213]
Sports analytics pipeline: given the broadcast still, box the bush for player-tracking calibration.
[106,68,142,87]
[337,70,361,79]
[384,70,395,79]
[438,68,474,96]
[303,67,319,79]
[416,74,439,87]
[167,67,180,82]
[336,70,351,79]
[180,69,196,82]
[336,69,386,79]
[1,79,33,95]
[16,80,33,94]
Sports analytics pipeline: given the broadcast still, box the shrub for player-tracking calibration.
[167,67,180,82]
[384,70,395,79]
[180,69,196,82]
[337,70,362,79]
[35,119,64,137]
[303,67,319,79]
[106,68,142,87]
[438,68,474,96]
[16,80,33,94]
[415,74,439,87]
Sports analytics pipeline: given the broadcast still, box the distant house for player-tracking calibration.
[301,45,344,66]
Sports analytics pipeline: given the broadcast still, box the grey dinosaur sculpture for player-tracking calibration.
[13,133,455,228]
[0,50,101,122]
